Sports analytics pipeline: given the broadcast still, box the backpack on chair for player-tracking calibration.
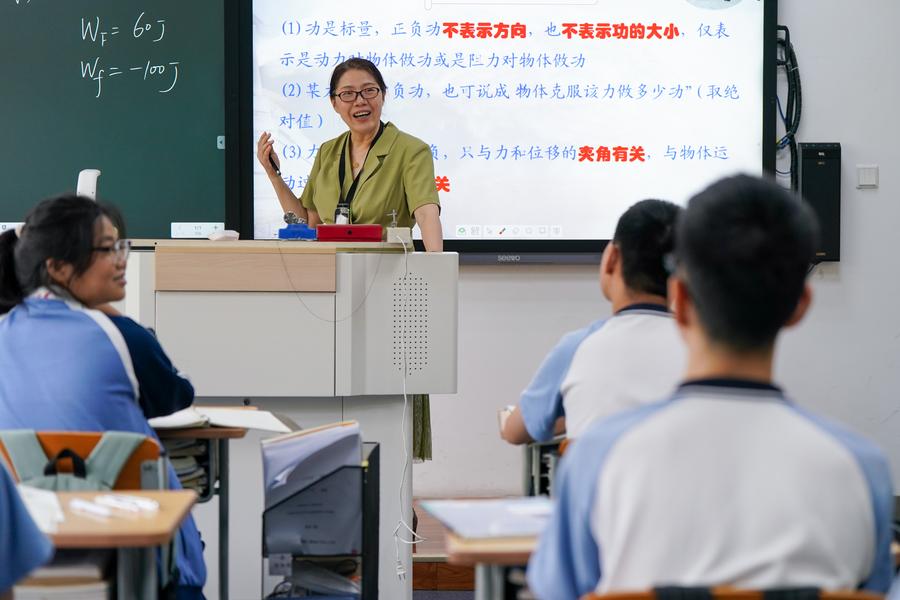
[0,429,179,597]
[0,430,150,491]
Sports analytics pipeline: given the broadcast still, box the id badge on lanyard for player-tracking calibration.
[336,121,385,223]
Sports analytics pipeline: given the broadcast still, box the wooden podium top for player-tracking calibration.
[139,240,408,292]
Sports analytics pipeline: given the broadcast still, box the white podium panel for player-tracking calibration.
[142,242,458,398]
[335,252,459,396]
[155,291,336,397]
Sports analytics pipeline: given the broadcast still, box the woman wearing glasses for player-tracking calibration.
[0,195,207,599]
[257,57,444,251]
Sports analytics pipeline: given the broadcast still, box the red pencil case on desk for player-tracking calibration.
[316,224,384,242]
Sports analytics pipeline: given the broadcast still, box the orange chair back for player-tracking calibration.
[0,431,160,490]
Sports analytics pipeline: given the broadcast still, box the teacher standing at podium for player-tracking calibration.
[257,58,444,252]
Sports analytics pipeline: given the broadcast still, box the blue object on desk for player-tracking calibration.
[278,223,316,240]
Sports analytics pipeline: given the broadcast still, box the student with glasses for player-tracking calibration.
[0,194,207,599]
[257,57,444,251]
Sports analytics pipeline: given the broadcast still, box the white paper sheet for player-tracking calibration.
[421,497,553,539]
[17,484,64,533]
[147,406,208,429]
[198,407,291,433]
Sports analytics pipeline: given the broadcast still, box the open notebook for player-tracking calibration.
[148,406,294,433]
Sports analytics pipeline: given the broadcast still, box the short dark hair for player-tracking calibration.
[0,194,118,314]
[98,201,127,239]
[328,58,387,97]
[612,199,682,297]
[676,174,819,351]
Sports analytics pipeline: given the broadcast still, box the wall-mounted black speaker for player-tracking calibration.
[798,143,841,262]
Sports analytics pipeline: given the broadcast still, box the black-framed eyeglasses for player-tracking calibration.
[93,239,131,261]
[333,87,381,103]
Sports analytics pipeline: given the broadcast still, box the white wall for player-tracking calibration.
[415,0,900,498]
[774,0,900,480]
[421,265,608,496]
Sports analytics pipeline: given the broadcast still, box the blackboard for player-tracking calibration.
[0,0,226,238]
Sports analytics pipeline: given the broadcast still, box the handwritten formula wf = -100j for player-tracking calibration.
[79,12,179,98]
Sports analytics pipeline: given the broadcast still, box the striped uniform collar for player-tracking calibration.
[676,378,785,400]
[28,286,59,300]
[615,302,670,316]
[27,286,85,307]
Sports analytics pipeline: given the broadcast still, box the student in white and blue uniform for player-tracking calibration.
[501,199,685,443]
[0,195,206,600]
[528,175,894,598]
[0,461,53,595]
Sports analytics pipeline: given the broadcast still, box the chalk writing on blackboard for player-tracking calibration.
[81,12,166,46]
[79,12,176,98]
[80,57,179,98]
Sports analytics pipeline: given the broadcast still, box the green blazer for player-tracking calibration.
[300,121,440,227]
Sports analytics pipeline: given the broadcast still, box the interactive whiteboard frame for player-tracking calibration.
[236,0,778,261]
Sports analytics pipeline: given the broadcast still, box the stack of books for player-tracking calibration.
[164,439,209,494]
[15,549,112,600]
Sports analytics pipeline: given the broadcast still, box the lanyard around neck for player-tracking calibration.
[337,121,385,215]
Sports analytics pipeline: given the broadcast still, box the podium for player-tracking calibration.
[123,240,458,600]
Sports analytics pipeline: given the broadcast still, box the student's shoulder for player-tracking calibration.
[566,397,676,470]
[539,319,609,367]
[107,315,160,347]
[578,311,684,365]
[561,317,608,346]
[789,401,890,471]
[572,316,626,350]
[107,314,148,334]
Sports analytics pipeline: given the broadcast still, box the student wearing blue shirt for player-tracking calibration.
[0,462,53,598]
[528,175,894,598]
[501,199,686,444]
[0,195,206,600]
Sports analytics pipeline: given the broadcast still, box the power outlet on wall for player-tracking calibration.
[856,165,879,189]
